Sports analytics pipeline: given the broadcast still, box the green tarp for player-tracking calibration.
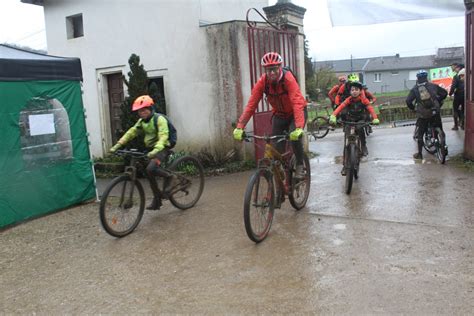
[0,46,95,228]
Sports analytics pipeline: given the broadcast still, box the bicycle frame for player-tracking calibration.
[114,150,147,208]
[341,121,370,167]
[246,134,292,208]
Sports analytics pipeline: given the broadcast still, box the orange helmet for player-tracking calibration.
[338,75,346,82]
[132,95,154,111]
[261,52,283,67]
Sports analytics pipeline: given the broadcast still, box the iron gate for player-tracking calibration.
[246,8,299,160]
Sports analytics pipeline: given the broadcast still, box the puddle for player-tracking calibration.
[372,158,415,166]
[333,224,346,230]
[333,238,344,246]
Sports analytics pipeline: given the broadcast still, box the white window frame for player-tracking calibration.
[374,73,382,82]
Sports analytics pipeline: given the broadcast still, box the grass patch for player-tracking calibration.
[449,154,474,172]
[204,159,256,176]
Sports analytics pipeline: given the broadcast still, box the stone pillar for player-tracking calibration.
[465,0,474,10]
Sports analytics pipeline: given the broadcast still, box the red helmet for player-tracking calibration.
[132,95,154,111]
[261,52,283,67]
[338,75,346,82]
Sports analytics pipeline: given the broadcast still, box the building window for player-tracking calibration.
[66,14,84,39]
[391,71,399,75]
[374,73,382,82]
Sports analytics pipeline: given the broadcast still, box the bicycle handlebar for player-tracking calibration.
[115,149,148,158]
[244,133,289,143]
[338,120,372,127]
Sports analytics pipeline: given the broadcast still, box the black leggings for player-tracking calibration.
[453,95,465,127]
[145,149,171,198]
[271,108,307,165]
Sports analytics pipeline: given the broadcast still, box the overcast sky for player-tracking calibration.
[0,0,466,61]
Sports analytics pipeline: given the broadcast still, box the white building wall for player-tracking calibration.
[42,0,267,157]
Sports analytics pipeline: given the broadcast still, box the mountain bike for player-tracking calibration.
[422,123,448,164]
[242,134,311,243]
[308,104,333,139]
[99,149,204,237]
[340,120,371,195]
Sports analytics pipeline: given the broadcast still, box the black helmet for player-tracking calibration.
[349,80,363,89]
[416,70,428,79]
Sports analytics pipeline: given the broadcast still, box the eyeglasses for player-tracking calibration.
[265,66,280,74]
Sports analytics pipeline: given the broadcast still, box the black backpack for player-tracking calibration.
[264,66,298,97]
[152,113,177,148]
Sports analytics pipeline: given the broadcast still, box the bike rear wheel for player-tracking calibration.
[309,116,330,139]
[99,175,145,237]
[423,129,436,154]
[435,128,447,164]
[168,156,205,210]
[345,144,356,195]
[288,154,311,210]
[243,169,275,243]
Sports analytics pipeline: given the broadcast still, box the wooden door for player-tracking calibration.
[107,73,124,144]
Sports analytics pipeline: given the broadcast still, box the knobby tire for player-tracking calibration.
[99,175,145,237]
[168,156,205,210]
[289,153,311,210]
[345,144,356,195]
[243,169,275,243]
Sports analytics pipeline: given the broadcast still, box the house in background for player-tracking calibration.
[314,47,465,94]
[23,0,296,158]
[363,54,435,93]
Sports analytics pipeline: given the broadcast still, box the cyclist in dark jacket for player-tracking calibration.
[406,70,448,160]
[449,64,465,130]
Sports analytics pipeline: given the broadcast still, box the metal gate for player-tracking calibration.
[246,9,299,160]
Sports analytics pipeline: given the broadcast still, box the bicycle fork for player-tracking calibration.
[121,166,137,209]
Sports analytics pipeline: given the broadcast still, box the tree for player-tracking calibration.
[312,66,338,101]
[119,54,150,150]
[303,37,314,82]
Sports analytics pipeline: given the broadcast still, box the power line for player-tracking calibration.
[11,29,45,43]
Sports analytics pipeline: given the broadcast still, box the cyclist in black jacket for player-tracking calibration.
[449,63,465,130]
[406,70,448,160]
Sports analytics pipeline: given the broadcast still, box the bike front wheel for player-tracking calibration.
[345,144,356,195]
[309,116,330,139]
[99,175,145,237]
[168,156,205,210]
[243,169,275,243]
[288,154,311,210]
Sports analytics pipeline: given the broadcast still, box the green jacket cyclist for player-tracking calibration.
[109,95,175,210]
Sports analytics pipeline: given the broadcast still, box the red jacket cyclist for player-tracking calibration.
[233,52,307,178]
[329,81,380,158]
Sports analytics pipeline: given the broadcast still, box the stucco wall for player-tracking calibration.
[42,0,267,157]
[204,22,245,154]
